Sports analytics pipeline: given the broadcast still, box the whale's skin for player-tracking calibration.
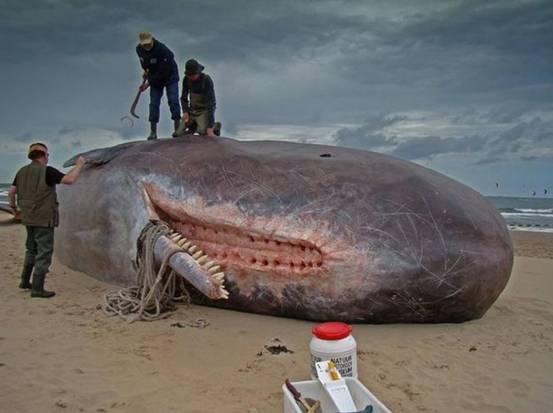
[56,137,513,323]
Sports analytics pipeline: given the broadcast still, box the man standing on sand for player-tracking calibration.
[136,32,183,140]
[8,143,86,298]
[180,59,220,136]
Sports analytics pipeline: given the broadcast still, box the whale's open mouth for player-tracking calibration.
[163,218,325,275]
[142,183,327,300]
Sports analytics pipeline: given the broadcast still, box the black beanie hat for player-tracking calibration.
[185,59,204,75]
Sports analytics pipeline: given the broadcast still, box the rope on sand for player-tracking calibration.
[102,222,190,322]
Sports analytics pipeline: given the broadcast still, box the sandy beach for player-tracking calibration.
[1,211,552,413]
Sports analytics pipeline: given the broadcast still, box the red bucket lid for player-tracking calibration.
[312,322,352,340]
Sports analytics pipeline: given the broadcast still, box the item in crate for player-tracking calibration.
[327,360,341,380]
[315,360,356,412]
[282,378,392,413]
[338,405,373,413]
[285,379,322,413]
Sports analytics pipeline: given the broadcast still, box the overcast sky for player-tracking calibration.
[1,0,551,196]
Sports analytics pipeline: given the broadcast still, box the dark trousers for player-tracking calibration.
[149,82,181,123]
[24,226,54,275]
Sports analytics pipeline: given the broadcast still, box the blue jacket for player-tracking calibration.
[136,39,179,87]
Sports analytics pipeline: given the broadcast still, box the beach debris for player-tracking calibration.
[264,337,294,355]
[102,223,192,322]
[170,318,210,329]
[469,346,477,352]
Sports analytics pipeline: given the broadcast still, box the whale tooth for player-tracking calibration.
[192,251,203,259]
[170,234,183,243]
[212,272,225,281]
[188,245,198,254]
[219,289,229,299]
[208,265,221,274]
[177,238,188,247]
[169,233,181,241]
[204,260,216,268]
[196,256,209,265]
[182,241,192,250]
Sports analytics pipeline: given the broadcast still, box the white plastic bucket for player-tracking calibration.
[282,378,392,413]
[310,322,357,379]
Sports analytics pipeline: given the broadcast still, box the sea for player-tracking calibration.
[1,183,552,233]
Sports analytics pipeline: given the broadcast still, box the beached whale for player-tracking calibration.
[57,137,513,323]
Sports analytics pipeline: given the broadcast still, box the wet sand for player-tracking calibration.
[1,211,552,412]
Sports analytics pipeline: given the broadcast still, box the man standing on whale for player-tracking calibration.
[9,143,86,298]
[136,32,183,140]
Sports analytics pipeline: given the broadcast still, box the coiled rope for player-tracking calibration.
[102,222,190,322]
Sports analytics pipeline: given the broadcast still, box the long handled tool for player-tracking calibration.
[285,379,321,413]
[130,79,150,119]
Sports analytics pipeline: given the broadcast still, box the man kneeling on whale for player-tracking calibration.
[178,59,221,137]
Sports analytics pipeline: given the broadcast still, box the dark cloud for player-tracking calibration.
[59,127,76,135]
[333,111,553,164]
[478,117,553,163]
[485,105,528,124]
[333,114,405,149]
[12,132,33,143]
[472,156,503,166]
[391,135,487,160]
[1,0,551,133]
[333,113,489,160]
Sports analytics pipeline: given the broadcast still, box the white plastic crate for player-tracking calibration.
[282,377,392,413]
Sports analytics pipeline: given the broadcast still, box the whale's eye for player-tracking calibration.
[320,153,332,158]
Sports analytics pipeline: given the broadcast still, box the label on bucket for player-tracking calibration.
[311,353,354,378]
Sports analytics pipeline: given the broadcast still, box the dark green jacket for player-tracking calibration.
[15,163,59,227]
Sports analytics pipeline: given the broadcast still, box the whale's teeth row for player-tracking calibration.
[168,231,227,298]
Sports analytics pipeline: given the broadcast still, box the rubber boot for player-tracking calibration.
[213,122,222,136]
[147,123,158,140]
[30,273,56,298]
[19,265,33,289]
[172,119,186,138]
